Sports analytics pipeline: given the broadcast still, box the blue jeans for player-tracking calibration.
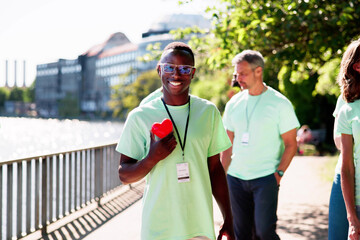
[329,173,348,240]
[227,174,280,240]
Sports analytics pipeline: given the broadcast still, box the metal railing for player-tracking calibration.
[0,143,120,240]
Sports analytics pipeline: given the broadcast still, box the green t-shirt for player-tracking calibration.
[116,95,231,240]
[337,99,360,205]
[223,86,300,180]
[139,88,163,106]
[333,95,346,174]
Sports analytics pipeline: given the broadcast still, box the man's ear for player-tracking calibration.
[353,62,360,73]
[191,68,196,78]
[254,66,263,76]
[157,65,161,76]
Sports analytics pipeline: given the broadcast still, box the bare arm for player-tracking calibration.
[220,130,234,173]
[208,154,234,240]
[275,128,297,184]
[333,115,342,150]
[341,133,360,240]
[118,131,177,184]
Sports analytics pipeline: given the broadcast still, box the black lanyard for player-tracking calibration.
[161,97,190,161]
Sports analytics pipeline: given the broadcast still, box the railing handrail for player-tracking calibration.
[1,143,121,240]
[0,142,118,165]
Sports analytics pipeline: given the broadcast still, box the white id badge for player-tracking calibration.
[241,132,250,145]
[176,162,190,183]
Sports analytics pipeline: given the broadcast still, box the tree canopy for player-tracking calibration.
[179,0,360,147]
[108,70,161,119]
[204,0,360,70]
[0,87,10,108]
[109,0,360,149]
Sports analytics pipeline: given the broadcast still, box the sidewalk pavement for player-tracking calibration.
[36,156,331,240]
[81,156,332,240]
[82,196,224,240]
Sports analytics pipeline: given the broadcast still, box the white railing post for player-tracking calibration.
[41,157,48,236]
[7,163,14,240]
[95,147,104,206]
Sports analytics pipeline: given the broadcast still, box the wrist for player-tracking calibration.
[348,214,360,224]
[276,170,284,177]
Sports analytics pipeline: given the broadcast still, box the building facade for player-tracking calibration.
[36,32,137,117]
[138,13,211,72]
[36,59,82,117]
[35,14,210,117]
[94,43,139,112]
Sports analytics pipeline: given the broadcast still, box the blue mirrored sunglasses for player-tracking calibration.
[159,63,194,75]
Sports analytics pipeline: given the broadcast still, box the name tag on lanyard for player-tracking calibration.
[176,162,190,183]
[241,132,250,146]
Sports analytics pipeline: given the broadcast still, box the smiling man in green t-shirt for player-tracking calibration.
[116,42,234,240]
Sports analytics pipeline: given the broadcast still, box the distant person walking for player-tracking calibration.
[221,50,299,240]
[296,125,313,155]
[116,42,234,240]
[336,38,360,240]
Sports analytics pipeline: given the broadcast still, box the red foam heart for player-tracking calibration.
[151,118,173,138]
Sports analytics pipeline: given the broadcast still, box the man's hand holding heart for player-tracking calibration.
[151,118,173,138]
[147,119,177,164]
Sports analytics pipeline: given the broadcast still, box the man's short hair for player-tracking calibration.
[232,50,264,70]
[161,42,195,65]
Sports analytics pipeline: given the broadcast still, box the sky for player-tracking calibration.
[0,0,216,87]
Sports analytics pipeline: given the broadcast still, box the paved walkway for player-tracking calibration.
[38,156,333,240]
[276,156,331,240]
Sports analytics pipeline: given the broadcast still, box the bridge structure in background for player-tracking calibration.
[0,143,143,240]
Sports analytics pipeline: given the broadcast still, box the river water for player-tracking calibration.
[0,117,124,239]
[0,117,124,162]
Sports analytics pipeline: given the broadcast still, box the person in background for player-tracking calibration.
[117,42,234,240]
[296,125,313,155]
[328,94,348,240]
[221,50,299,240]
[297,125,312,144]
[336,38,360,240]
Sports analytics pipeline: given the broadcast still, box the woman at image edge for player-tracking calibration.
[337,38,360,240]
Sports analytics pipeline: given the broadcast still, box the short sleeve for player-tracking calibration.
[278,100,300,134]
[333,95,346,117]
[222,101,234,132]
[337,105,352,135]
[116,111,148,161]
[208,107,232,157]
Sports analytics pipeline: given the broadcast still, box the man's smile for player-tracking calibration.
[169,81,182,86]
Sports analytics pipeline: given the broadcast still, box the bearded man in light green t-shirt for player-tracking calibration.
[116,42,234,240]
[221,50,299,240]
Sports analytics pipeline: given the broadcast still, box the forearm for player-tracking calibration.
[333,117,342,150]
[119,132,177,184]
[340,133,358,222]
[221,130,234,173]
[277,142,297,172]
[341,155,357,222]
[209,158,233,224]
[334,135,342,151]
[220,147,233,173]
[118,156,157,184]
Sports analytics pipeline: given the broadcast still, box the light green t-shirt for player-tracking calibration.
[223,86,300,180]
[116,95,231,240]
[333,95,346,174]
[337,99,360,205]
[139,87,163,106]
